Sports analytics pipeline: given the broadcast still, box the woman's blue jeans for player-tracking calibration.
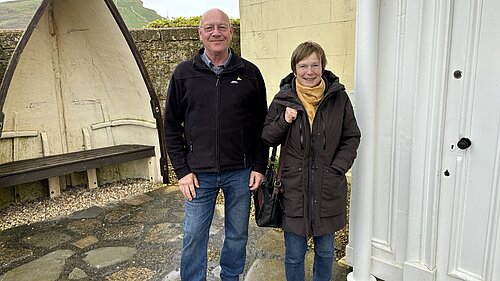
[180,168,251,281]
[284,231,335,281]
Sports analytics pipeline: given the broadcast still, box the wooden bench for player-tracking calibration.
[0,144,156,197]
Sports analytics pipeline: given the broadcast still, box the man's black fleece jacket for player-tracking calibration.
[164,48,269,179]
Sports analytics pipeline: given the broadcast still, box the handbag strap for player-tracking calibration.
[273,128,292,194]
[268,146,277,169]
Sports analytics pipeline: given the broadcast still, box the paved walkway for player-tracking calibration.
[0,185,352,281]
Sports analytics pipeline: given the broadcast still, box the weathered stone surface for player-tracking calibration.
[0,249,74,281]
[67,218,102,235]
[130,28,161,42]
[69,206,103,220]
[121,193,153,206]
[68,267,88,280]
[135,244,178,264]
[104,209,132,223]
[144,222,182,243]
[106,266,155,281]
[129,208,170,224]
[83,246,137,269]
[158,27,200,41]
[0,246,32,267]
[244,259,285,281]
[254,229,285,256]
[102,224,144,240]
[162,269,180,281]
[169,211,185,223]
[0,30,22,50]
[215,204,225,218]
[22,230,72,249]
[209,223,223,236]
[338,255,350,268]
[0,30,23,89]
[72,235,99,249]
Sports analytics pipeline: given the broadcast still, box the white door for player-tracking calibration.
[436,0,500,280]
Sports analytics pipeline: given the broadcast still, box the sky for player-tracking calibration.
[0,0,240,19]
[142,0,240,18]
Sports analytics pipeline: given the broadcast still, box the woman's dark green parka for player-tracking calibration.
[262,70,361,237]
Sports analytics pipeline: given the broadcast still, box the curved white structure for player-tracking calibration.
[0,0,168,185]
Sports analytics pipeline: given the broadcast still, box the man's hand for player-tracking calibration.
[179,173,199,201]
[249,171,265,191]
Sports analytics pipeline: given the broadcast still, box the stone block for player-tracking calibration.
[84,246,137,269]
[72,235,99,249]
[0,250,74,281]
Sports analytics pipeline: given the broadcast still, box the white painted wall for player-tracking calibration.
[240,1,500,280]
[349,0,500,280]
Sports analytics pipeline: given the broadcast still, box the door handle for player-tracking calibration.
[457,137,471,150]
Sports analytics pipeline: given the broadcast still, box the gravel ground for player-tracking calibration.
[0,179,165,231]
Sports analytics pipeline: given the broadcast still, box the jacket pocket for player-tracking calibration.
[281,165,304,217]
[219,126,247,166]
[319,165,347,217]
[187,127,216,169]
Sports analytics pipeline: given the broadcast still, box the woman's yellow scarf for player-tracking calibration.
[296,78,326,128]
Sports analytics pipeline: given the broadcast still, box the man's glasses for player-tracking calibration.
[200,24,229,33]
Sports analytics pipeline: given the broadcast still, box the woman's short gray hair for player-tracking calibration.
[290,41,327,74]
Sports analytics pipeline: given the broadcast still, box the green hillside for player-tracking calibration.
[113,0,162,28]
[0,0,40,29]
[0,0,162,29]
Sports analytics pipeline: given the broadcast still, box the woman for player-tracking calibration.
[262,41,361,281]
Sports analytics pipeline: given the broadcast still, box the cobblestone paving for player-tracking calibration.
[0,186,352,281]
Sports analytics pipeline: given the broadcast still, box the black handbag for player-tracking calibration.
[253,130,290,228]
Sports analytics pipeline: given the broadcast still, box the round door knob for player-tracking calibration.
[457,137,471,150]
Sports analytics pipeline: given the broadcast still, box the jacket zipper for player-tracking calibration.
[188,128,192,153]
[299,119,304,150]
[310,131,317,230]
[311,102,326,230]
[294,104,316,231]
[305,90,332,232]
[216,74,221,171]
[243,129,247,167]
[321,113,326,150]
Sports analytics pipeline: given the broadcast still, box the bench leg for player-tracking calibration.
[61,176,68,191]
[148,157,155,182]
[48,177,61,198]
[87,169,98,189]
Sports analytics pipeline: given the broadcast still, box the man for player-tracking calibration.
[164,8,268,281]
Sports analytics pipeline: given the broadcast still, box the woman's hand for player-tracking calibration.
[284,107,298,123]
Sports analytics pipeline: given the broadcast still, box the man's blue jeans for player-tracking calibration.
[284,231,335,281]
[180,168,252,281]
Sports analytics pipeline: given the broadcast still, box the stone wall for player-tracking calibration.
[0,30,22,84]
[0,27,241,113]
